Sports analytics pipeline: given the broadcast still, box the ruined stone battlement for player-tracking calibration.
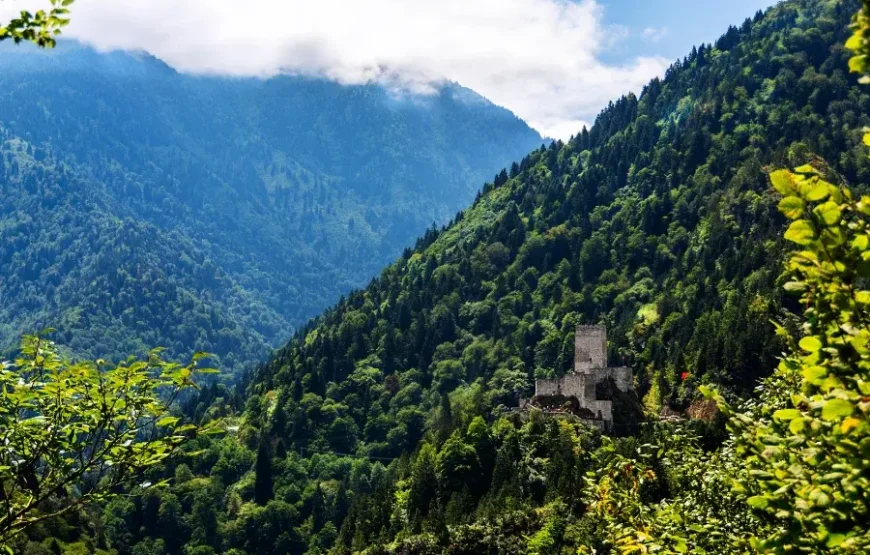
[574,325,607,372]
[528,325,633,430]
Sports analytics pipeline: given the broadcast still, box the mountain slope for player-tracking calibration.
[254,0,870,441]
[227,0,867,548]
[0,42,542,372]
[13,1,870,554]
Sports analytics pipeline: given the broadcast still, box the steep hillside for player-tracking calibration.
[254,0,870,439]
[0,42,542,373]
[234,0,865,549]
[15,1,870,554]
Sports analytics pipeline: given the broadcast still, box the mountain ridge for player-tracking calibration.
[244,0,867,507]
[0,40,543,373]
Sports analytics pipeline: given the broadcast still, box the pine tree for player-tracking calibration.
[254,436,273,506]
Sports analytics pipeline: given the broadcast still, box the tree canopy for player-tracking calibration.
[0,0,74,48]
[0,331,219,550]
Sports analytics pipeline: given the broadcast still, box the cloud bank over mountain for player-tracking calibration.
[0,0,669,139]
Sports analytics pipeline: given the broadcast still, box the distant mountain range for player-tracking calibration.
[0,41,543,374]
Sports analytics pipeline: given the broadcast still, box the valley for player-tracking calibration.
[2,0,870,554]
[0,42,542,374]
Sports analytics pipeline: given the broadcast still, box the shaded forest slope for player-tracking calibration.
[253,0,870,454]
[0,43,542,373]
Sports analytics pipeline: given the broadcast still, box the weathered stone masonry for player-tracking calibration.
[529,325,633,428]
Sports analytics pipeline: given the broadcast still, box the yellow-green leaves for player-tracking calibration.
[774,168,846,249]
[747,496,768,509]
[0,0,76,48]
[846,32,865,52]
[778,196,806,219]
[799,336,823,352]
[0,331,215,545]
[814,201,842,226]
[804,180,830,202]
[734,154,870,553]
[772,168,836,203]
[802,365,827,383]
[785,219,817,245]
[847,1,870,79]
[771,169,798,196]
[850,54,867,74]
[820,398,853,421]
[772,408,802,421]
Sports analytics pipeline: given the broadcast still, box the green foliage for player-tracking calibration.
[21,1,870,554]
[0,331,217,548]
[254,436,274,506]
[0,42,541,376]
[846,0,870,79]
[0,0,73,48]
[725,149,870,554]
[254,0,870,462]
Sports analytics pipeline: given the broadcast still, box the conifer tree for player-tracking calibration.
[254,437,274,506]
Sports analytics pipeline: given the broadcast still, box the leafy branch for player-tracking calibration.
[0,330,222,549]
[0,0,74,48]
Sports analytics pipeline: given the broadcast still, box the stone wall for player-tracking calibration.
[575,325,607,372]
[596,367,634,392]
[535,378,562,397]
[560,374,588,399]
[534,374,590,399]
[585,400,613,422]
[529,325,632,431]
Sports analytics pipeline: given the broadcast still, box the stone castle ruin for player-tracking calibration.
[523,325,633,430]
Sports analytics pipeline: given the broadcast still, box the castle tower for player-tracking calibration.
[574,325,607,373]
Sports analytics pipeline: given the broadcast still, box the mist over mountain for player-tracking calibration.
[0,41,542,373]
[8,0,870,554]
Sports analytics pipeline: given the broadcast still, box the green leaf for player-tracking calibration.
[802,366,827,382]
[747,496,769,509]
[773,408,801,421]
[804,180,830,202]
[156,416,180,428]
[813,201,841,226]
[821,398,853,421]
[778,196,805,219]
[789,418,805,434]
[770,170,796,195]
[799,336,822,352]
[784,220,817,245]
[783,281,807,292]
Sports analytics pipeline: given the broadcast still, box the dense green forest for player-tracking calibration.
[9,0,870,553]
[0,43,542,374]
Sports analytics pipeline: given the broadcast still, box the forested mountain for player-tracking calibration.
[254,0,869,439]
[0,42,542,373]
[12,0,870,554]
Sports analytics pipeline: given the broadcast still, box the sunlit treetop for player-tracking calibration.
[0,0,74,48]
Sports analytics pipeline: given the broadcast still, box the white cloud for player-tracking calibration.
[642,26,669,43]
[0,0,669,140]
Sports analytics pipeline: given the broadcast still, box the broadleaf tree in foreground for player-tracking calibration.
[0,331,220,551]
[583,2,870,552]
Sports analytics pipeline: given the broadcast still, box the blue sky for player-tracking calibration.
[0,0,783,139]
[600,0,778,65]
